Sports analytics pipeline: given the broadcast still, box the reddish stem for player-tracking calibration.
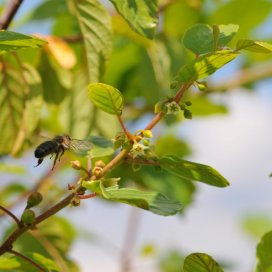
[117,115,131,139]
[78,193,97,199]
[0,206,21,227]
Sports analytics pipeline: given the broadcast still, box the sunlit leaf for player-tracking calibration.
[173,50,239,86]
[30,253,60,271]
[82,181,182,216]
[183,253,224,272]
[0,257,21,269]
[159,155,230,187]
[216,24,239,48]
[72,0,112,82]
[110,0,158,39]
[0,31,46,54]
[88,83,124,115]
[256,231,272,272]
[0,163,25,174]
[236,39,272,53]
[0,60,42,155]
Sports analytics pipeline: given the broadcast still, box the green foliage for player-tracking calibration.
[0,0,272,271]
[236,39,272,53]
[0,31,46,54]
[256,231,272,272]
[0,257,21,270]
[183,253,224,272]
[110,0,158,39]
[159,155,229,187]
[82,180,182,216]
[0,60,42,155]
[88,83,124,115]
[173,50,239,87]
[72,0,112,82]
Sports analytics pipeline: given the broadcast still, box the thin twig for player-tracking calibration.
[0,206,21,227]
[8,249,46,272]
[117,115,131,139]
[0,0,24,30]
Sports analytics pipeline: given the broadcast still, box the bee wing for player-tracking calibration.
[70,139,92,152]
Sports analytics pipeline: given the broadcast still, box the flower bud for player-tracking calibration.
[26,191,43,209]
[71,160,81,170]
[21,209,35,225]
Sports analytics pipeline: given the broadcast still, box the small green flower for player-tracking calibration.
[166,101,181,115]
[131,143,147,158]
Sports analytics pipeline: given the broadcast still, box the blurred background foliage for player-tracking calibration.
[0,0,272,271]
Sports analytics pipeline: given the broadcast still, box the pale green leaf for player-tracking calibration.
[110,0,158,39]
[173,50,239,86]
[0,163,25,174]
[88,135,114,158]
[256,231,272,272]
[88,83,124,115]
[183,253,224,272]
[72,0,112,82]
[159,155,230,187]
[82,181,182,216]
[30,253,60,271]
[0,30,46,54]
[236,39,272,53]
[216,24,239,48]
[0,257,21,269]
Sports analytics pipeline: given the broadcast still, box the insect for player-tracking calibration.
[34,134,92,170]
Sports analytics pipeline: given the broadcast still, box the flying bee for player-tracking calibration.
[34,134,92,170]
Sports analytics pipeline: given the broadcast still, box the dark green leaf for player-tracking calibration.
[236,39,272,53]
[256,231,272,272]
[110,0,158,39]
[0,30,46,54]
[39,53,69,105]
[183,24,214,55]
[159,155,230,187]
[174,50,239,86]
[82,181,182,216]
[88,83,124,115]
[72,0,112,82]
[183,253,224,272]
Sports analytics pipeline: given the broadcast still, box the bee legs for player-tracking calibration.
[51,146,66,170]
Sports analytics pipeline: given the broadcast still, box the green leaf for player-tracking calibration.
[0,60,42,155]
[183,253,224,272]
[88,83,124,115]
[30,253,60,271]
[0,163,25,174]
[0,30,46,54]
[159,155,230,187]
[82,181,182,216]
[72,0,112,82]
[256,231,272,272]
[0,257,21,269]
[110,0,158,39]
[39,53,69,105]
[0,183,27,205]
[173,50,239,86]
[29,0,67,21]
[236,39,272,53]
[88,135,114,158]
[183,24,214,55]
[216,24,239,48]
